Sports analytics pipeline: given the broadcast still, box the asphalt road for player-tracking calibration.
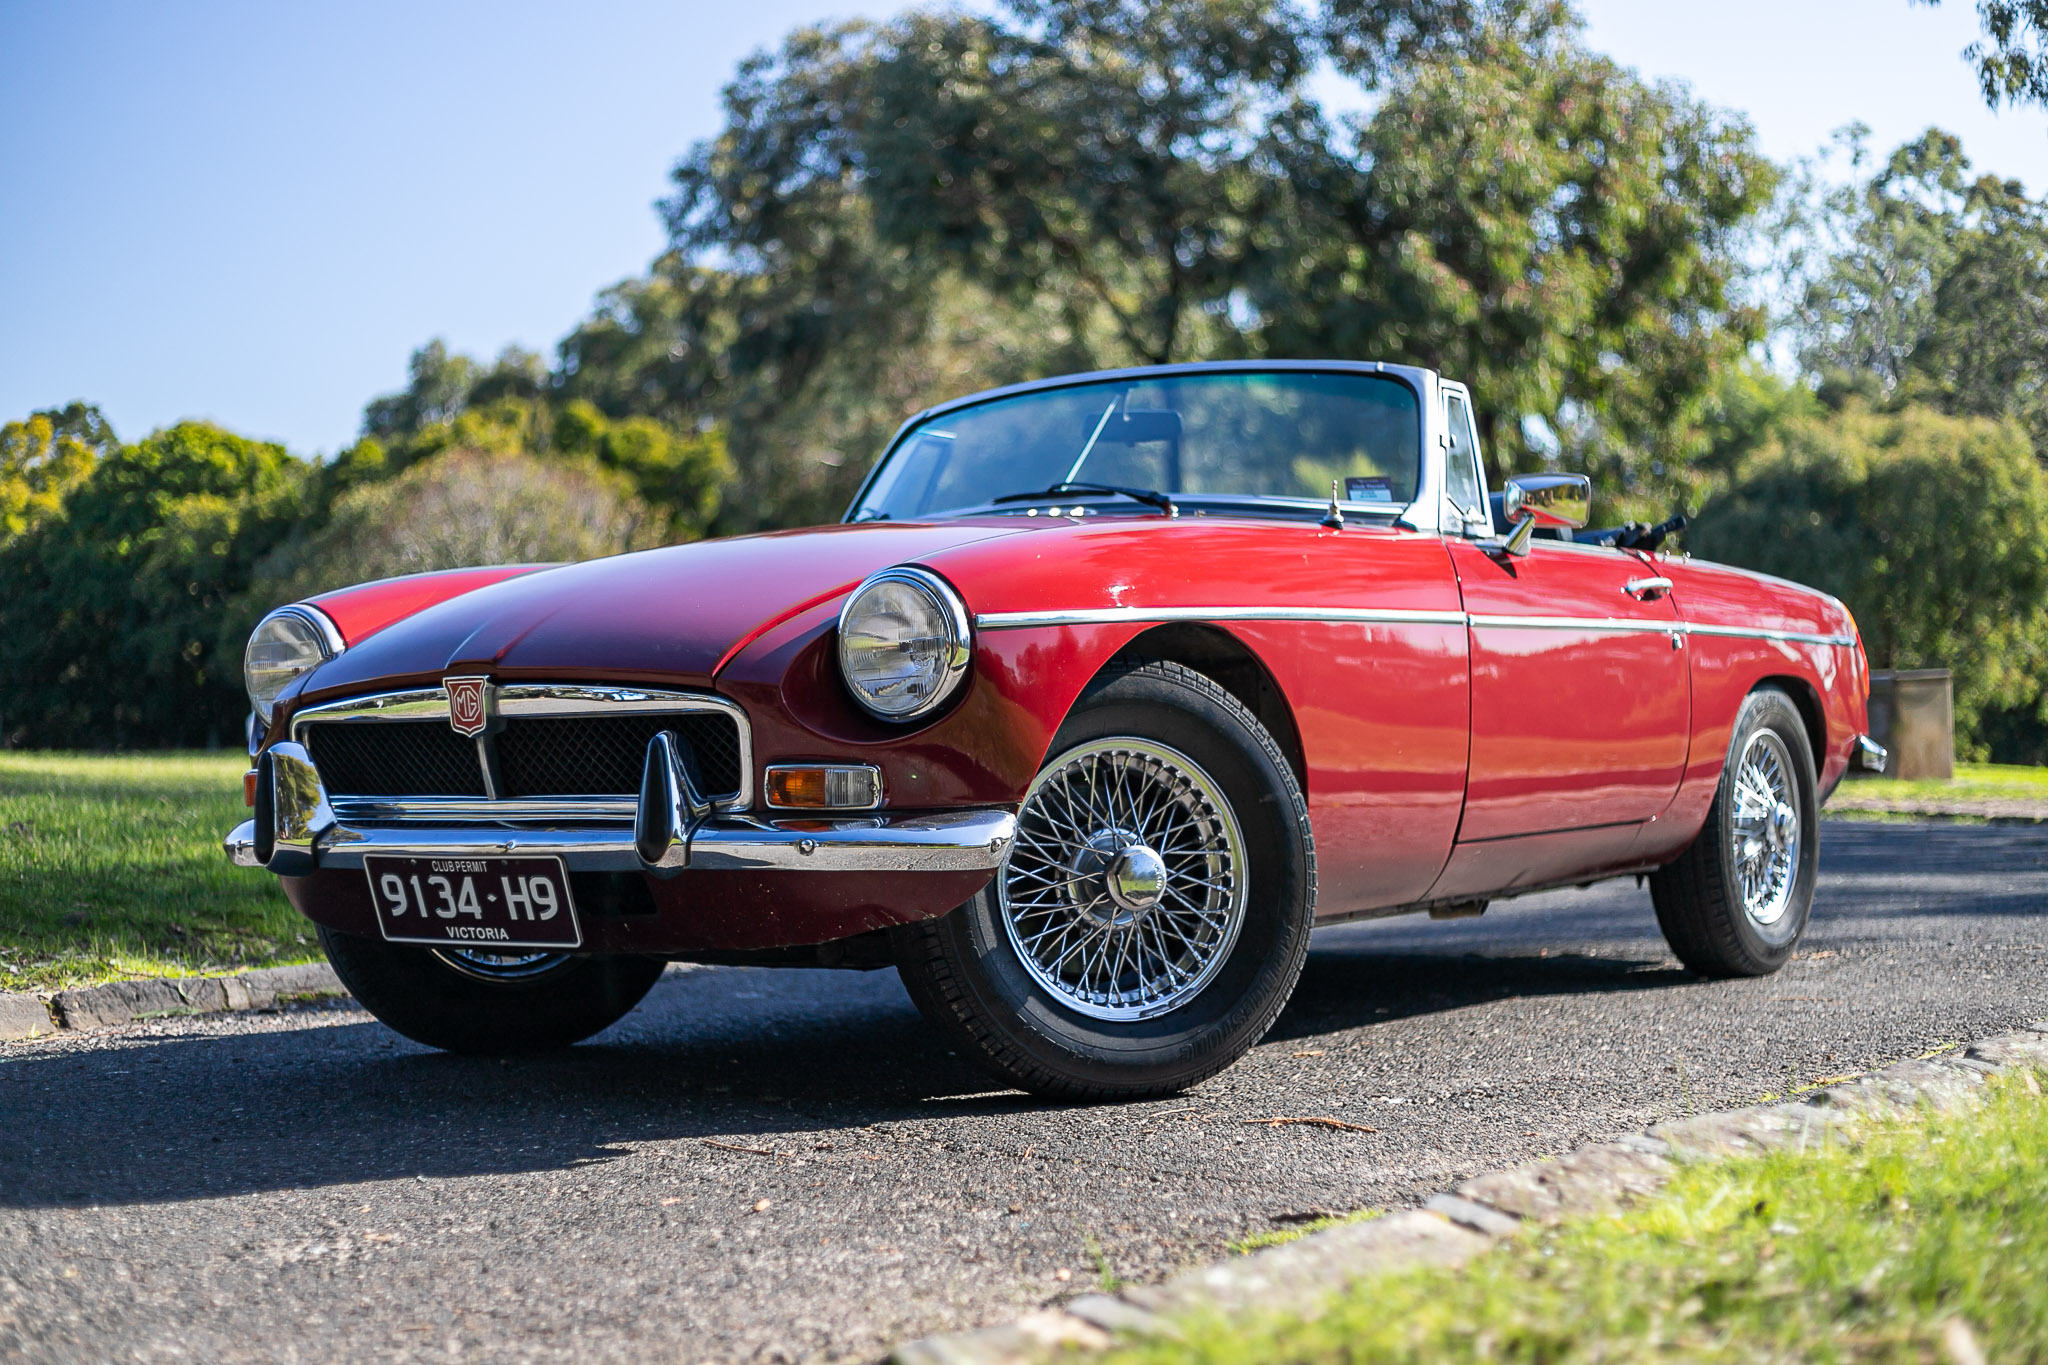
[3,819,2046,1364]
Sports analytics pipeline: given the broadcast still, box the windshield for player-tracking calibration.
[851,370,1422,522]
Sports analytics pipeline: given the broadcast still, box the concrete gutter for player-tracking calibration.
[889,1022,2048,1364]
[0,963,346,1042]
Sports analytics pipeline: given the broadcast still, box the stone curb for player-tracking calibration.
[888,1021,2048,1364]
[0,963,346,1042]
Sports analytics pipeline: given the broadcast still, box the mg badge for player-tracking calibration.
[445,676,493,738]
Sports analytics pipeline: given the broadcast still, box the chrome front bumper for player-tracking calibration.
[1855,733,1890,773]
[225,740,1016,877]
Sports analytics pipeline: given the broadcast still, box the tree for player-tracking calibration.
[1690,400,2048,758]
[361,340,547,441]
[1772,128,2048,453]
[850,0,1308,367]
[0,421,309,748]
[656,0,1775,524]
[349,340,734,539]
[246,450,662,612]
[1916,0,2048,109]
[1258,10,1775,508]
[1907,174,2048,449]
[1775,128,1972,397]
[0,402,113,543]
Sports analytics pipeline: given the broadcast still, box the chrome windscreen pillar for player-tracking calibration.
[635,730,712,878]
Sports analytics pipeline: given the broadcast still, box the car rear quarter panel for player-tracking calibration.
[1648,555,1867,862]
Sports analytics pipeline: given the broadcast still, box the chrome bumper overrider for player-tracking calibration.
[225,739,1015,877]
[1855,734,1889,773]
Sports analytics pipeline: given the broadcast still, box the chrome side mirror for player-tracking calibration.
[1494,472,1591,557]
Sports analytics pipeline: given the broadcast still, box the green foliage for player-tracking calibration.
[1908,174,2048,450]
[1259,13,1775,504]
[552,400,731,537]
[0,421,309,749]
[14,8,2047,751]
[0,402,114,543]
[1779,127,2048,447]
[1107,1070,2048,1364]
[353,340,734,538]
[1919,0,2048,109]
[247,449,664,610]
[0,751,311,993]
[360,338,548,441]
[1690,401,2048,758]
[654,0,1775,524]
[1778,127,1973,396]
[851,0,1309,366]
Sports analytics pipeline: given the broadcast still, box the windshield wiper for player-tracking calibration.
[990,481,1177,517]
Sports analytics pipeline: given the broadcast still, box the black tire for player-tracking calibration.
[1650,686,1819,977]
[317,926,665,1053]
[892,659,1316,1100]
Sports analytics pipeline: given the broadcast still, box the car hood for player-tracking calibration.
[291,521,1035,705]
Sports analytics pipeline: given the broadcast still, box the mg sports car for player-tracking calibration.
[226,361,1883,1098]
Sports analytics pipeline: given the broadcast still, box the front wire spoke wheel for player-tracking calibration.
[430,948,573,983]
[1000,739,1247,1021]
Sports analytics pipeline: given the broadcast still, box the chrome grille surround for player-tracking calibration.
[291,684,753,821]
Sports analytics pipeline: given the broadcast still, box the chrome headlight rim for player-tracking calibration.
[244,603,345,724]
[836,565,973,722]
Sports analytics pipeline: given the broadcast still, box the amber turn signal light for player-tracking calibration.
[244,769,259,808]
[763,764,883,810]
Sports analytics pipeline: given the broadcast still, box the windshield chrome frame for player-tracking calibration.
[844,360,1447,534]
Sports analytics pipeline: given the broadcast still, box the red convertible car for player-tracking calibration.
[227,361,1882,1098]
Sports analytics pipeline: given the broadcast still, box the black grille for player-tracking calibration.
[299,710,744,801]
[497,713,742,799]
[302,720,488,798]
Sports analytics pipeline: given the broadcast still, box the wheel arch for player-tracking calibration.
[1091,622,1309,794]
[1757,673,1827,771]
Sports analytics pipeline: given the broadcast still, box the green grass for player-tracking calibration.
[1228,1209,1384,1257]
[1832,761,2048,807]
[1104,1071,2048,1364]
[0,751,317,994]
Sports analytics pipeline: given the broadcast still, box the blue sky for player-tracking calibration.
[2,1,2042,455]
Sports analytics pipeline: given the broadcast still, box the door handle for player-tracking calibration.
[1625,577,1673,601]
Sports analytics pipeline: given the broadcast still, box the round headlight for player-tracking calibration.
[244,606,341,723]
[837,566,972,721]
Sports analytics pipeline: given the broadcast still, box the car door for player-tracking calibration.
[1436,386,1691,846]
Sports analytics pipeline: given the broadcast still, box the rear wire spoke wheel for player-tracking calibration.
[1730,731,1800,929]
[1651,686,1819,977]
[893,660,1316,1100]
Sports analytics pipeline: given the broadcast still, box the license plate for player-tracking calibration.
[364,855,582,950]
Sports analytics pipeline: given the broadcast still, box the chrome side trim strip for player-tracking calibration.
[975,605,1469,630]
[1682,623,1857,648]
[1466,613,1680,635]
[290,683,756,813]
[975,605,1855,647]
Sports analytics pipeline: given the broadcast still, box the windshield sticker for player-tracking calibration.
[1346,476,1393,502]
